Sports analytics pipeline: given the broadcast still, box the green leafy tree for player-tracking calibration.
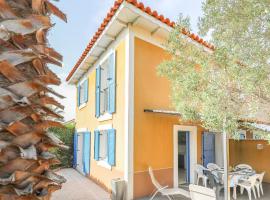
[158,1,270,199]
[49,126,74,169]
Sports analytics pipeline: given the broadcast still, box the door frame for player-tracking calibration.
[173,125,197,187]
[76,128,90,175]
[76,132,84,174]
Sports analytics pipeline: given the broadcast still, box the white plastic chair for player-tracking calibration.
[195,164,208,187]
[255,172,265,198]
[235,164,252,170]
[148,167,190,200]
[189,184,216,200]
[207,163,221,171]
[237,175,258,200]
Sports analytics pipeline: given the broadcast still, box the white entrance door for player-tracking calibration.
[173,125,197,187]
[76,132,84,174]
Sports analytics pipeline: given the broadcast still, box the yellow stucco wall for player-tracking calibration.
[75,35,206,197]
[75,40,126,191]
[133,37,205,198]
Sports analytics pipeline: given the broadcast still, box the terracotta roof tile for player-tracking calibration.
[152,10,158,17]
[138,2,144,9]
[66,0,214,81]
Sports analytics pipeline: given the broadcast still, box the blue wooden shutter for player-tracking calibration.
[77,85,80,107]
[83,132,91,174]
[202,132,216,167]
[95,67,101,117]
[108,51,116,114]
[73,132,78,168]
[107,128,116,166]
[94,130,100,160]
[84,79,89,103]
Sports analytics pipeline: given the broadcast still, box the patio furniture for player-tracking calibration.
[207,163,221,171]
[195,164,208,187]
[255,172,265,198]
[235,164,252,170]
[237,174,258,200]
[204,170,224,200]
[148,167,190,200]
[205,170,238,200]
[189,184,216,200]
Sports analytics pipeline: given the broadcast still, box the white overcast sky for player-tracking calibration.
[49,0,204,121]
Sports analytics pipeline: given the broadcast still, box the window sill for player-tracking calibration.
[78,103,87,110]
[97,160,112,170]
[98,113,112,122]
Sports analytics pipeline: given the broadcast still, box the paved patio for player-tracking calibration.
[137,183,270,200]
[51,169,270,200]
[51,168,110,200]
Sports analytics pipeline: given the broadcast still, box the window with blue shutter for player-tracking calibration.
[94,130,100,160]
[95,51,116,117]
[77,79,88,107]
[77,85,80,107]
[94,128,116,167]
[108,52,116,114]
[95,67,101,117]
[107,128,116,166]
[84,79,88,103]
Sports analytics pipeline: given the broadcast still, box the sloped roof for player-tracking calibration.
[66,0,214,82]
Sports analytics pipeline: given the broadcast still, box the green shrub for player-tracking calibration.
[49,125,74,168]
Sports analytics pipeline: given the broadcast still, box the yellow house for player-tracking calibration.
[66,0,270,199]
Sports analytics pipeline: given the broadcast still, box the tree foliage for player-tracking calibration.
[199,0,270,69]
[49,126,74,169]
[158,0,270,138]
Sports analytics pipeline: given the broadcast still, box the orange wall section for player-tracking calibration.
[229,140,270,183]
[75,39,126,191]
[134,37,176,171]
[133,37,205,198]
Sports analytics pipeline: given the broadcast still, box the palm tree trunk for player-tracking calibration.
[0,0,67,199]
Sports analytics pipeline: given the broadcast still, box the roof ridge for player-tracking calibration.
[66,0,214,81]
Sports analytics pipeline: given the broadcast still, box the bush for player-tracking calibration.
[49,125,74,168]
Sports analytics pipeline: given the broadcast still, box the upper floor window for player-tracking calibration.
[253,131,267,140]
[235,130,246,140]
[239,132,246,140]
[77,78,88,107]
[100,59,110,114]
[95,51,116,117]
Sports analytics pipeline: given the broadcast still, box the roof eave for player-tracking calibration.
[66,0,214,84]
[67,2,127,84]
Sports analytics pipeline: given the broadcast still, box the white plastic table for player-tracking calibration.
[211,168,256,199]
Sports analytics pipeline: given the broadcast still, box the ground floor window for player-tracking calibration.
[94,128,116,167]
[99,130,108,161]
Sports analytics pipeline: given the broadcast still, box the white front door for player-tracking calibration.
[76,133,84,174]
[173,125,197,187]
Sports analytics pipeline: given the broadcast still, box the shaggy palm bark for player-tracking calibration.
[0,0,67,199]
